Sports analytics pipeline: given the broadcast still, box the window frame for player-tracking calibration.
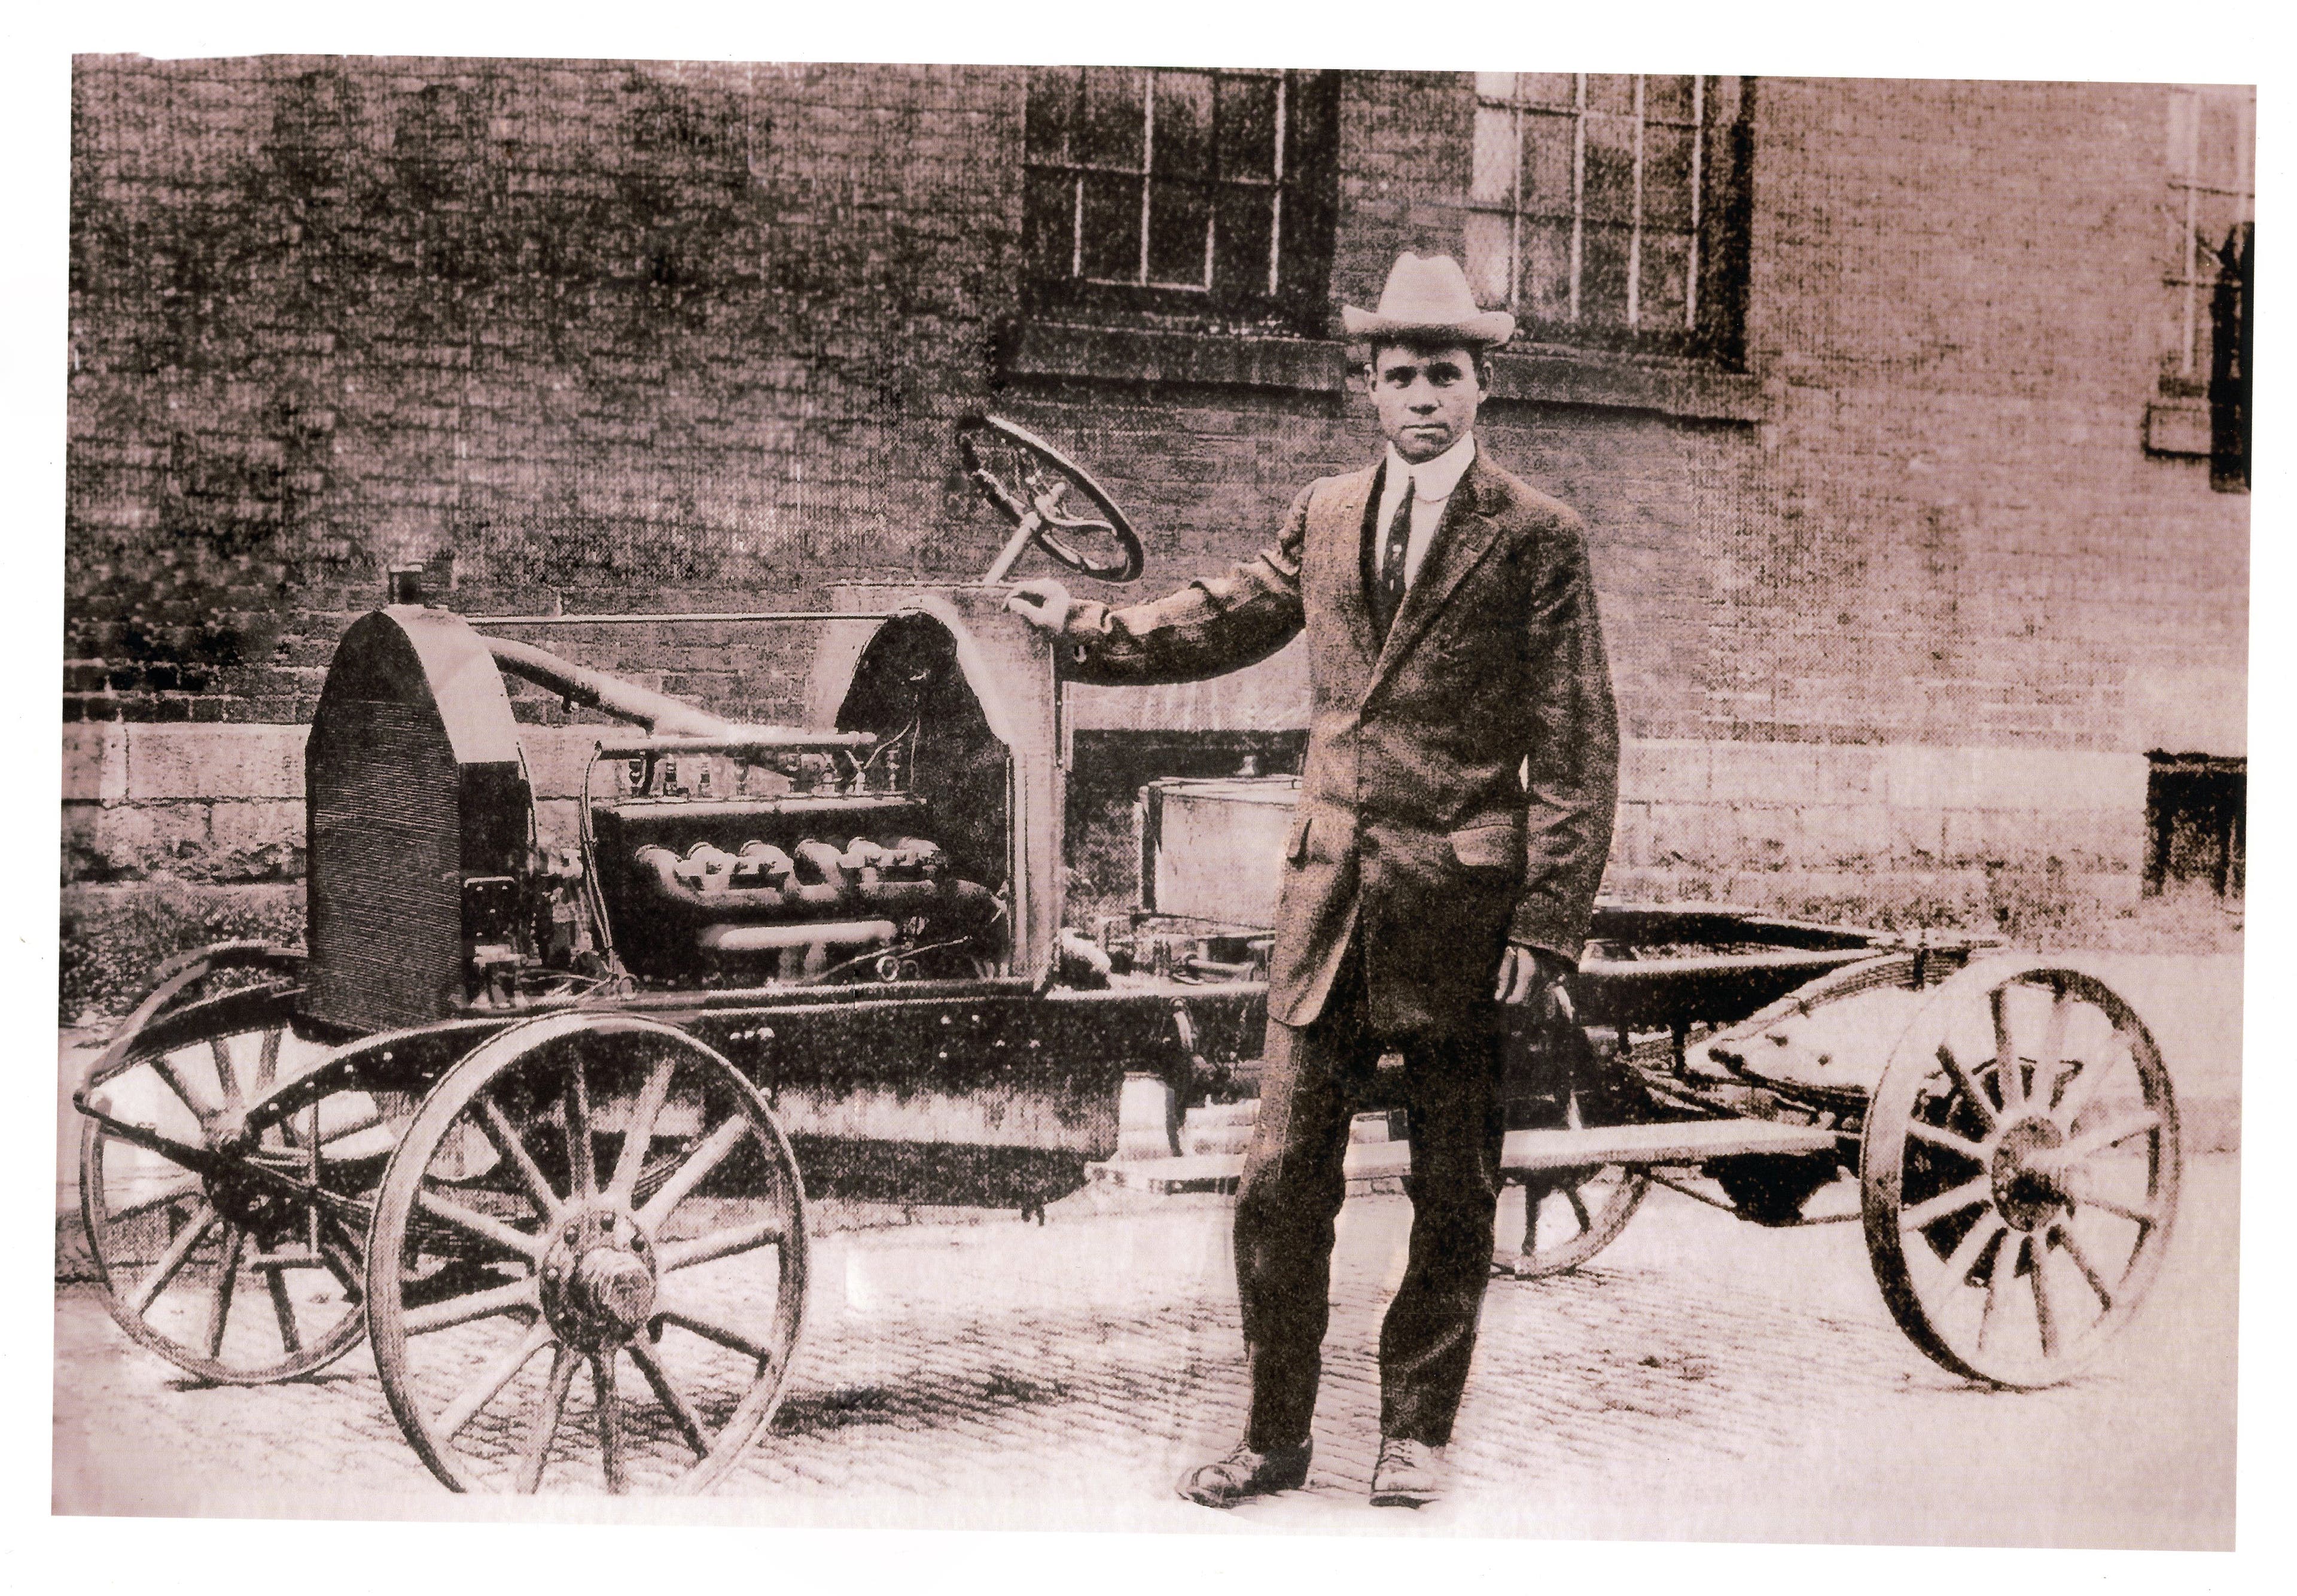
[1462,72,1753,366]
[2160,84,2254,400]
[1019,66,1340,335]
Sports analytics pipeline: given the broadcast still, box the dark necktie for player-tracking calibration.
[1371,477,1413,641]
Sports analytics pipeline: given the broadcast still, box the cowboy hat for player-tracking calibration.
[1342,252,1516,346]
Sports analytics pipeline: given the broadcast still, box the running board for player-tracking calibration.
[1086,1119,1844,1196]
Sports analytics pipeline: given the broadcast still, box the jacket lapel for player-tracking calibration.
[1313,462,1382,677]
[1367,453,1509,696]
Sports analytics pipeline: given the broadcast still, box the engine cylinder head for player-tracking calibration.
[793,839,851,889]
[734,840,796,886]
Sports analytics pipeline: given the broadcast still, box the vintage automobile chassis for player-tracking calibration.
[74,421,2183,1495]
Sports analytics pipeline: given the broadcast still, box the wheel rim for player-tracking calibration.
[367,1014,809,1495]
[1862,958,2182,1388]
[77,949,381,1384]
[1493,1089,1650,1278]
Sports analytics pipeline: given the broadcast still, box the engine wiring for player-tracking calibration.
[793,935,984,988]
[848,713,921,785]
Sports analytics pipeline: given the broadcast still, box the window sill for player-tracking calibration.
[999,319,1764,424]
[2143,398,2212,458]
[1000,321,1352,394]
[1486,345,1765,424]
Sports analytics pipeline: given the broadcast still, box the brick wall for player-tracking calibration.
[69,56,1036,727]
[1737,78,2247,754]
[63,60,2249,990]
[1004,74,2245,757]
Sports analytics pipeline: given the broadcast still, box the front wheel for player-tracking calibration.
[366,1014,809,1494]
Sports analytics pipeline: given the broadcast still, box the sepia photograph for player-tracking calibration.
[37,18,2261,1565]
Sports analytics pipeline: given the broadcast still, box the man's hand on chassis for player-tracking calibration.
[1494,942,1575,1024]
[1004,578,1074,633]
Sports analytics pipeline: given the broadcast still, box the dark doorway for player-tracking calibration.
[2144,752,2245,897]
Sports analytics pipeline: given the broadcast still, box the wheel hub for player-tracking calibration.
[1988,1116,2069,1232]
[539,1205,657,1348]
[203,1161,295,1230]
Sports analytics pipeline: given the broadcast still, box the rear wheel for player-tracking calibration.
[1492,1086,1650,1279]
[367,1014,809,1494]
[77,945,387,1384]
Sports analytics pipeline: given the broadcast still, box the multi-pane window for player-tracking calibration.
[2160,84,2254,397]
[1464,74,1750,358]
[1022,67,1336,326]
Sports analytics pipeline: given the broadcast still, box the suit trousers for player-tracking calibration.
[1235,934,1508,1450]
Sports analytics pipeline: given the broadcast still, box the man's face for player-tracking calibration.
[1366,342,1485,464]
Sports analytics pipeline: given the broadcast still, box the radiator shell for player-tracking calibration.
[303,607,531,1033]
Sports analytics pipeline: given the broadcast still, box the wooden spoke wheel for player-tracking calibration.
[77,944,388,1384]
[1861,955,2182,1388]
[368,1014,809,1495]
[1492,1086,1651,1280]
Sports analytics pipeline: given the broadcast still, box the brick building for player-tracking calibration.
[61,58,2251,1009]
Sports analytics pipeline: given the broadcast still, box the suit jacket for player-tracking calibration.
[1059,447,1620,1035]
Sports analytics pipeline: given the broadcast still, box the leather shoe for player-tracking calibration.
[1175,1439,1312,1507]
[1369,1436,1444,1507]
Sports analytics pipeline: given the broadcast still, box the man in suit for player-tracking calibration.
[1006,253,1619,1509]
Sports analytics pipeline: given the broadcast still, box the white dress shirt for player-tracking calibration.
[1372,432,1477,590]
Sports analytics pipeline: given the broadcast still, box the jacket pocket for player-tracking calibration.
[1448,820,1524,873]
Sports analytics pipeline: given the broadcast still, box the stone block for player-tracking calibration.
[206,801,306,882]
[534,797,584,851]
[1888,806,1949,867]
[1710,803,1798,872]
[1796,803,1893,868]
[1883,745,2145,815]
[1974,748,2147,814]
[1642,802,1721,867]
[125,726,306,802]
[1619,739,1709,803]
[89,803,212,878]
[62,726,127,804]
[1706,742,1819,804]
[1805,745,1884,802]
[1879,746,1979,813]
[1609,802,1653,869]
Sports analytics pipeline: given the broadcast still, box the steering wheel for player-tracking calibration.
[957,415,1145,585]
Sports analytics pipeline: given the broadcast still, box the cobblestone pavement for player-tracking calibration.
[54,1155,2237,1548]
